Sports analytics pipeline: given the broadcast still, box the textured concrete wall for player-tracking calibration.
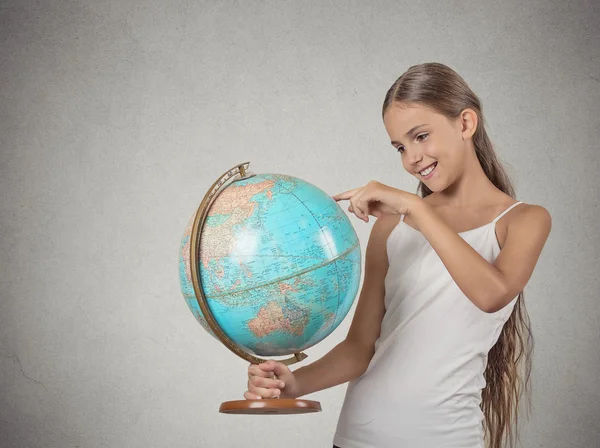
[1,1,599,447]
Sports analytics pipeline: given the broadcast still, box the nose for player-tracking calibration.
[406,147,423,167]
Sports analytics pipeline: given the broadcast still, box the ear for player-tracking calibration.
[459,108,478,140]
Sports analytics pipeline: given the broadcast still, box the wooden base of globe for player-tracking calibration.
[219,399,322,415]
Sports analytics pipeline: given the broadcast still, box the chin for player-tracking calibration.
[420,179,446,193]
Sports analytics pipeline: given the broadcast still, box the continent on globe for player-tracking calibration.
[247,300,309,338]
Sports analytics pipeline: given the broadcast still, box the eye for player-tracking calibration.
[394,132,429,154]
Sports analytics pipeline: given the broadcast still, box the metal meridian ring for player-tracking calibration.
[188,162,308,366]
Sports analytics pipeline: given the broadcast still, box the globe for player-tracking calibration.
[178,164,361,363]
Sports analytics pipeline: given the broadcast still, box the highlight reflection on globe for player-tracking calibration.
[179,170,361,358]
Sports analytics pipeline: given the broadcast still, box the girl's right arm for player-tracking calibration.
[244,214,397,400]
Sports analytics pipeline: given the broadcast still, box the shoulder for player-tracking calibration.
[509,203,552,231]
[501,203,552,245]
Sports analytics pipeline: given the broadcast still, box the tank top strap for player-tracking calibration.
[491,201,524,224]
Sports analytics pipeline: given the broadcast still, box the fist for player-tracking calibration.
[244,360,298,400]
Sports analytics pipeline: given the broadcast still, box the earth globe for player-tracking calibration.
[179,162,361,414]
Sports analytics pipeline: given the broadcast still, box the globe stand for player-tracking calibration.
[219,399,322,414]
[189,162,322,415]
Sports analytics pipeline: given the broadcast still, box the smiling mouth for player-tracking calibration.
[419,162,438,178]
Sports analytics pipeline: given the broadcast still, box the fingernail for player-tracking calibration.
[280,382,285,388]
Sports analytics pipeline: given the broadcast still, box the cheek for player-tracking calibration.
[424,141,441,160]
[428,141,456,166]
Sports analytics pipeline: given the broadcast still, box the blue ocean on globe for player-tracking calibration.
[179,173,361,357]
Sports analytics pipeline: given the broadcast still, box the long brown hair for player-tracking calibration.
[382,62,534,448]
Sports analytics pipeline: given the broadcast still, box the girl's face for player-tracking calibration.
[383,102,475,192]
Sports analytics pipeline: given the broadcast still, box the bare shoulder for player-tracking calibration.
[510,203,552,230]
[501,203,552,246]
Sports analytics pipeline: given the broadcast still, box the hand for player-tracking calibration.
[332,181,420,223]
[244,360,300,400]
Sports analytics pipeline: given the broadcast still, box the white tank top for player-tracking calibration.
[333,202,523,448]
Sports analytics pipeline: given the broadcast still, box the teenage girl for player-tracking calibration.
[244,62,551,448]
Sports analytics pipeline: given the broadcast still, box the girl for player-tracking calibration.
[244,62,551,448]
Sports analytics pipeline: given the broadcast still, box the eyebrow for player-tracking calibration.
[390,124,429,146]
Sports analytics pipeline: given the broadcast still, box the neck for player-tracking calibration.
[435,151,500,207]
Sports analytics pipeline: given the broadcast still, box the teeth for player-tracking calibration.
[420,163,436,176]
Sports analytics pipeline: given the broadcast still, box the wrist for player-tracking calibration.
[284,367,304,399]
[407,196,433,229]
[405,194,426,217]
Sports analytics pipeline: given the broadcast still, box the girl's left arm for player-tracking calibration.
[334,181,552,313]
[412,200,551,313]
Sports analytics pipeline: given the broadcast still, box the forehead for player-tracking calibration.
[384,103,453,141]
[383,102,442,131]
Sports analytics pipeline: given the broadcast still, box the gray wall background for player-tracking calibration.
[1,0,599,447]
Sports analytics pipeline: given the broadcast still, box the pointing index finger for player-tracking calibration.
[332,188,360,202]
